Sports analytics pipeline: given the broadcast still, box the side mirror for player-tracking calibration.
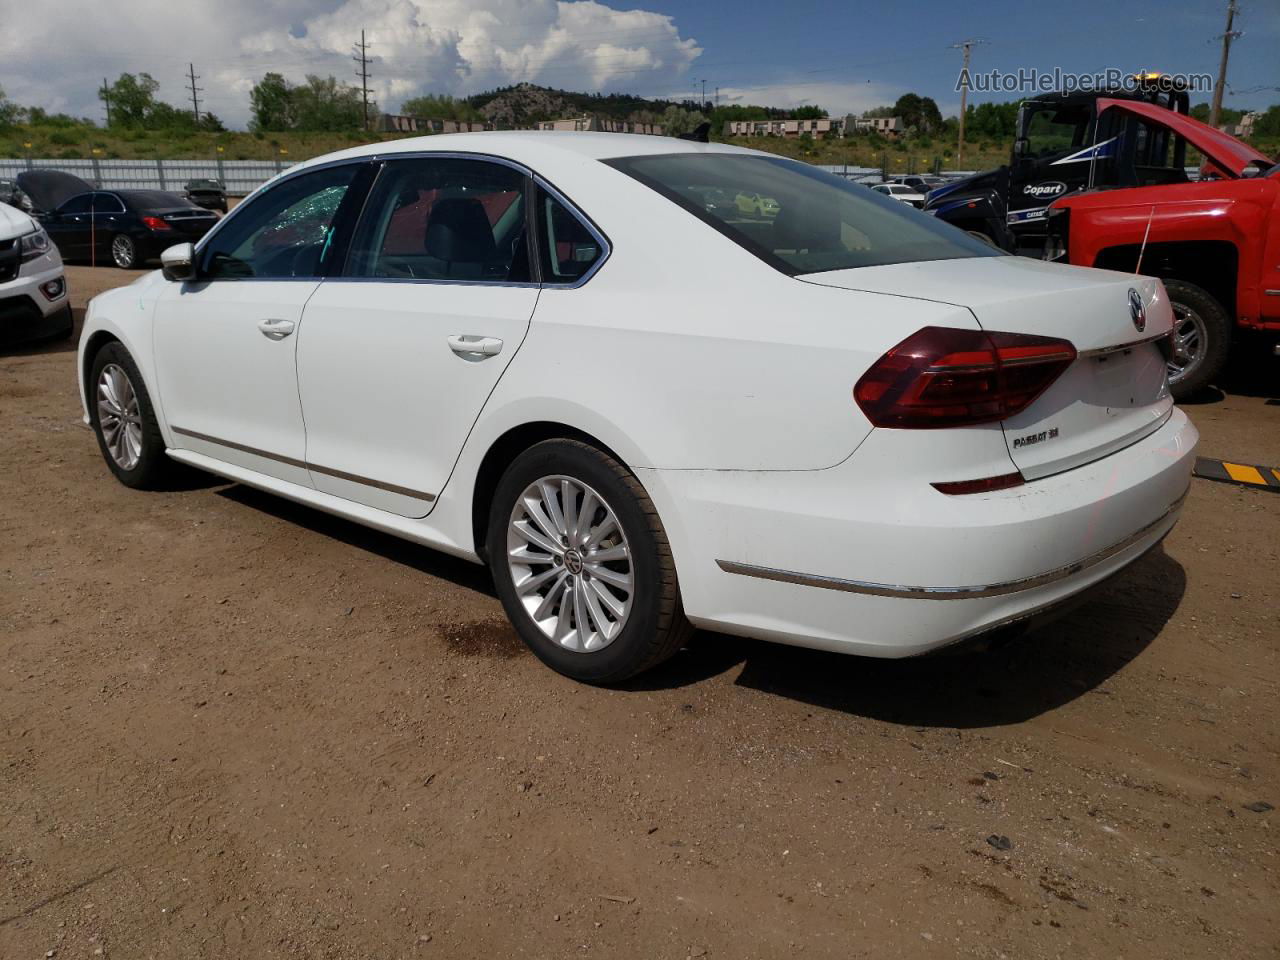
[1012,138,1029,158]
[161,242,196,282]
[1240,161,1265,179]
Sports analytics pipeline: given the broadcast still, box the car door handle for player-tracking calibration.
[447,335,504,358]
[257,318,296,340]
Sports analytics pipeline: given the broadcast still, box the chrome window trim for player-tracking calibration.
[192,150,611,290]
[716,488,1187,601]
[170,425,436,502]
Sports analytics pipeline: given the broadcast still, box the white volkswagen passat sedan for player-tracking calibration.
[77,133,1197,683]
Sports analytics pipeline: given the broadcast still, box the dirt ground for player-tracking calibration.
[2,266,1277,960]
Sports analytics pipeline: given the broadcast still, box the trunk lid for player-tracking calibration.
[804,257,1173,479]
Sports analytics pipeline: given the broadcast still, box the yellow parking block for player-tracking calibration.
[1224,462,1267,485]
[1193,457,1280,494]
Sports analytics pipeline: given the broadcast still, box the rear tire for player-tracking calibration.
[1164,279,1231,400]
[486,439,692,684]
[88,342,174,489]
[111,234,138,269]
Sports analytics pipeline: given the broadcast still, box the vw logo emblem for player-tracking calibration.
[1128,288,1146,333]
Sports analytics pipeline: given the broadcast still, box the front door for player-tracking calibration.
[45,193,94,261]
[153,162,368,486]
[296,156,541,517]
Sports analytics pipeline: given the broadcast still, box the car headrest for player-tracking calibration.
[424,198,497,263]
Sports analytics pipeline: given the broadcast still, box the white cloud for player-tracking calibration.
[0,0,701,127]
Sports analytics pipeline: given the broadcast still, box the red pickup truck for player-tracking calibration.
[1043,98,1278,398]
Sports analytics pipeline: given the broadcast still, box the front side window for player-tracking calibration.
[347,157,528,282]
[200,164,360,280]
[607,153,998,275]
[535,185,604,284]
[1022,104,1092,159]
[59,194,94,215]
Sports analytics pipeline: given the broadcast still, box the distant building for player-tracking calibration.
[534,116,665,135]
[722,118,844,138]
[1221,112,1259,140]
[380,114,493,134]
[846,115,905,138]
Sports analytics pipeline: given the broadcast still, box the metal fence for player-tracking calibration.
[0,158,297,196]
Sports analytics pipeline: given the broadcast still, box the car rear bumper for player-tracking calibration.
[639,408,1197,657]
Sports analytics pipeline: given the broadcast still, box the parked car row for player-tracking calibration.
[11,170,220,269]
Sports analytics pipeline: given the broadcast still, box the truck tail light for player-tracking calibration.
[854,326,1076,429]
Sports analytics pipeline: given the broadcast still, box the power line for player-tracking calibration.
[187,63,203,126]
[1209,0,1241,127]
[353,30,372,131]
[950,38,988,167]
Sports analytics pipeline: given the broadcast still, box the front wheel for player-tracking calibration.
[1163,279,1232,400]
[89,342,173,489]
[111,233,138,269]
[486,439,692,683]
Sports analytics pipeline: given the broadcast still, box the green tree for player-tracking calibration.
[792,104,827,120]
[102,72,161,128]
[291,75,363,131]
[1252,105,1280,139]
[0,85,23,128]
[250,73,295,132]
[659,104,706,137]
[401,94,482,122]
[893,93,943,133]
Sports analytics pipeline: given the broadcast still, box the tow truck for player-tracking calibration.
[923,75,1189,255]
[1042,99,1278,398]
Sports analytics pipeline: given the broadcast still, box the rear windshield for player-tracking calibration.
[125,190,190,210]
[605,153,999,275]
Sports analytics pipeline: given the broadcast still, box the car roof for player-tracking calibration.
[284,130,764,181]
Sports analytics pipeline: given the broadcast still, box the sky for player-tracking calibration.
[0,0,1275,129]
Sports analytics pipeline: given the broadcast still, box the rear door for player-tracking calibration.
[295,155,542,517]
[87,192,128,261]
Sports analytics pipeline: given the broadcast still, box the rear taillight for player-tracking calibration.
[854,326,1076,429]
[142,216,171,231]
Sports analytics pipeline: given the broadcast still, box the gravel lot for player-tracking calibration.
[2,265,1278,959]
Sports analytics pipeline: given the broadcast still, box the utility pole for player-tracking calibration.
[1210,0,1241,128]
[187,63,203,126]
[100,77,112,127]
[951,38,987,167]
[715,86,720,109]
[353,30,372,131]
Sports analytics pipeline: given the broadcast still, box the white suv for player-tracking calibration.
[0,201,72,345]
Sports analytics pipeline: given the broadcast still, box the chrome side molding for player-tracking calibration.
[170,425,436,502]
[716,488,1188,601]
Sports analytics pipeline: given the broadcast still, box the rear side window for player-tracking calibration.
[346,157,529,283]
[606,153,998,275]
[535,186,604,285]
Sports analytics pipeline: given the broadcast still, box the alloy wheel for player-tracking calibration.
[506,475,633,653]
[96,363,143,470]
[111,235,135,269]
[1166,302,1206,386]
